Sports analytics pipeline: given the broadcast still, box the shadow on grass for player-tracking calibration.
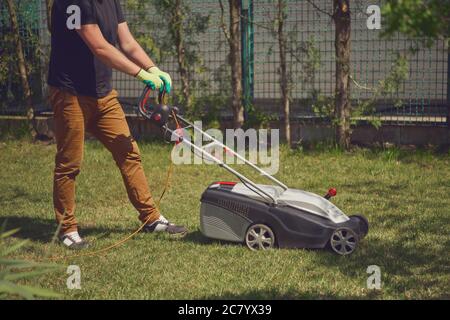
[181,230,243,248]
[0,216,130,243]
[307,234,449,298]
[184,224,448,298]
[199,288,383,300]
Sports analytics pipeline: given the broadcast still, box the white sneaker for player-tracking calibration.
[142,215,188,236]
[59,231,89,250]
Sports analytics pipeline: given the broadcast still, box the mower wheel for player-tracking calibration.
[329,228,359,256]
[245,224,276,251]
[350,214,369,239]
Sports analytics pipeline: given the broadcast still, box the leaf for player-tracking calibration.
[0,280,61,299]
[0,228,20,240]
[0,280,35,300]
[0,230,62,299]
[0,239,29,256]
[0,258,39,267]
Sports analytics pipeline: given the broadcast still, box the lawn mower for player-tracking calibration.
[138,87,369,255]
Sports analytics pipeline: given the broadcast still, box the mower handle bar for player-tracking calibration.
[163,123,279,204]
[174,114,289,191]
[137,86,288,204]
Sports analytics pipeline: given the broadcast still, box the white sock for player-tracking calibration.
[64,231,82,243]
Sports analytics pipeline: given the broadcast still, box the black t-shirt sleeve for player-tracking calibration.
[115,0,126,23]
[74,0,97,25]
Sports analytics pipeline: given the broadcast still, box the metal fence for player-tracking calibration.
[0,0,448,127]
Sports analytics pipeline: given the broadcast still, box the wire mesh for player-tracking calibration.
[0,0,447,127]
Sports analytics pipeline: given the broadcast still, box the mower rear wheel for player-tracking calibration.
[350,214,369,239]
[245,224,275,251]
[329,228,359,256]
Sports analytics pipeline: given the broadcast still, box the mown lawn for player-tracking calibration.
[0,140,449,299]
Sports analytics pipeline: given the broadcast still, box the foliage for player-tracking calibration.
[310,89,335,121]
[0,225,61,300]
[352,53,410,128]
[126,0,210,112]
[0,0,43,113]
[185,93,225,128]
[153,0,210,60]
[382,0,450,47]
[310,52,410,129]
[125,0,163,60]
[244,103,278,130]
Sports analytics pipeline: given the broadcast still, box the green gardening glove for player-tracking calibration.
[148,66,172,94]
[136,69,164,92]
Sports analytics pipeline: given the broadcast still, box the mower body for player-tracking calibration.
[200,182,367,250]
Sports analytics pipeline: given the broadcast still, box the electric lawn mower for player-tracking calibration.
[137,87,369,255]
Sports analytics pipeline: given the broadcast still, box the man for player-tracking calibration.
[48,0,187,249]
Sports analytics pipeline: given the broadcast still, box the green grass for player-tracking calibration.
[0,140,449,299]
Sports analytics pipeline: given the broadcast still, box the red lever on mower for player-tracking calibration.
[324,188,337,200]
[153,113,162,122]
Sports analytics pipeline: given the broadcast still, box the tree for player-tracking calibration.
[219,0,244,128]
[153,0,209,110]
[276,0,291,145]
[5,0,37,140]
[382,0,450,47]
[304,0,352,148]
[45,0,53,33]
[155,0,191,109]
[332,0,352,149]
[126,0,208,112]
[381,0,450,129]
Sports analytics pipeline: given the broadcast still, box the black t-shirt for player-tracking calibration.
[47,0,125,98]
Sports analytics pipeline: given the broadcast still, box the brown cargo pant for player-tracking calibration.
[48,86,160,234]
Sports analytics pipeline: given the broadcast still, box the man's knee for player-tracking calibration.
[54,153,83,179]
[112,135,141,165]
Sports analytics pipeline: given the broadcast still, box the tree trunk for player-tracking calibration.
[447,48,450,131]
[277,0,291,146]
[229,0,244,128]
[333,0,351,149]
[46,0,53,33]
[6,0,37,140]
[171,0,191,109]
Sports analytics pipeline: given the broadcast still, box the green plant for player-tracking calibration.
[244,103,278,130]
[0,0,43,113]
[310,89,335,120]
[352,53,410,129]
[125,0,163,60]
[0,225,61,300]
[186,93,225,128]
[382,0,450,47]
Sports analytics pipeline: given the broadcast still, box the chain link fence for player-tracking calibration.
[0,0,448,127]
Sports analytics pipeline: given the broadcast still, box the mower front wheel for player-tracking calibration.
[245,224,276,251]
[329,227,359,256]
